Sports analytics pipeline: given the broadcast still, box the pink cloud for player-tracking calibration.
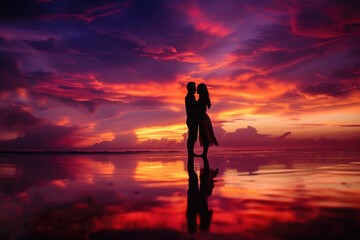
[181,2,231,37]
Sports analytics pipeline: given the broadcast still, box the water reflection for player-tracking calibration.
[0,151,359,239]
[186,156,218,232]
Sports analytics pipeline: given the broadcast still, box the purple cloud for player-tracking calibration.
[0,107,44,131]
[0,51,29,91]
[0,124,79,150]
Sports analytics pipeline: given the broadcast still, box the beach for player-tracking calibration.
[0,149,359,239]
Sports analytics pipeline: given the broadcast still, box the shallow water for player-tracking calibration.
[0,150,359,239]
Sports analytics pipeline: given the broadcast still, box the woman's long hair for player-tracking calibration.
[197,83,211,109]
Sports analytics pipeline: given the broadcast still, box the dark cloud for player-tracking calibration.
[58,85,79,90]
[196,0,272,23]
[88,132,184,150]
[0,35,10,46]
[251,48,319,72]
[234,24,313,56]
[89,0,204,51]
[0,0,45,21]
[29,23,195,83]
[295,6,333,29]
[89,133,138,150]
[331,65,360,81]
[0,107,44,131]
[0,51,29,91]
[119,58,193,83]
[29,70,58,81]
[129,97,167,110]
[54,96,100,113]
[218,126,321,147]
[27,37,63,52]
[231,24,334,74]
[0,0,130,21]
[277,132,291,140]
[302,81,359,97]
[291,0,360,38]
[0,124,79,150]
[229,2,360,81]
[141,137,183,149]
[215,126,359,148]
[91,102,126,119]
[30,90,101,113]
[0,51,20,72]
[218,126,270,146]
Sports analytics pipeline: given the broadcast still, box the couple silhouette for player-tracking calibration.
[185,82,218,158]
[185,82,219,232]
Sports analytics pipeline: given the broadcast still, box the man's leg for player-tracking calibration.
[187,120,198,156]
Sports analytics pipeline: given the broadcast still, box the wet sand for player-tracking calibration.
[0,149,359,239]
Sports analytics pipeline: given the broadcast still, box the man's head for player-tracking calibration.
[187,82,196,94]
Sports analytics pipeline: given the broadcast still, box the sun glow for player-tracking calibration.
[218,107,259,119]
[135,124,187,142]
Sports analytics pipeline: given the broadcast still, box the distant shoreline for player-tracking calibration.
[0,150,182,154]
[0,148,358,154]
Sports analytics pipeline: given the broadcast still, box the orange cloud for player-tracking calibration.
[135,124,186,142]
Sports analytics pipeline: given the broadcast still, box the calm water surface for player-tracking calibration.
[0,150,359,239]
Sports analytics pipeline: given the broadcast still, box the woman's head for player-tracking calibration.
[197,83,211,108]
[197,83,208,97]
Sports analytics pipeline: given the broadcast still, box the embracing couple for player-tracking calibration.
[185,82,218,158]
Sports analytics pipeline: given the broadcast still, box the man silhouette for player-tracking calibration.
[185,82,199,157]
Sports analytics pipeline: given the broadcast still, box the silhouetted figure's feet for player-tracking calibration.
[199,209,213,231]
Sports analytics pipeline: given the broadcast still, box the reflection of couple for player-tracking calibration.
[186,157,219,232]
[185,82,218,158]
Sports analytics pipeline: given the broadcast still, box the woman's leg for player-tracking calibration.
[202,144,209,159]
[203,154,209,169]
[199,125,209,158]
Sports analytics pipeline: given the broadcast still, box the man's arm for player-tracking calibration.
[186,95,200,113]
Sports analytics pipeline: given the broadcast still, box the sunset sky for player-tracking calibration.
[0,0,359,150]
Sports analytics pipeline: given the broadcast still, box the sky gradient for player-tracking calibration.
[0,0,359,150]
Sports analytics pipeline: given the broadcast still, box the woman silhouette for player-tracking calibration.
[197,83,218,158]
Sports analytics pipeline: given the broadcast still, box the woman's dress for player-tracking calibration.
[198,99,218,146]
